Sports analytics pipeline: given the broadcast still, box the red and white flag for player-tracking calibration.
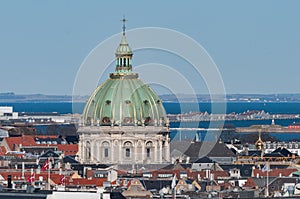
[27,173,35,183]
[42,159,50,171]
[59,175,65,185]
[171,174,177,189]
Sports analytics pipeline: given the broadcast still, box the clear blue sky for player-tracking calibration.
[0,0,299,95]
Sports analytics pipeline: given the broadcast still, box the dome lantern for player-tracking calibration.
[82,18,168,128]
[115,17,133,74]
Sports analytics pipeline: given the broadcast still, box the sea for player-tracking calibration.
[1,102,300,142]
[1,102,300,114]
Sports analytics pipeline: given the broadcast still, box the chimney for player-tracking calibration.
[186,157,190,164]
[7,175,12,189]
[206,169,211,179]
[210,173,214,181]
[198,174,201,181]
[22,162,25,179]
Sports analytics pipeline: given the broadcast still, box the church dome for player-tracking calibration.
[82,26,168,127]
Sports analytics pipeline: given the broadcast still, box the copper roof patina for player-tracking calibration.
[82,23,167,127]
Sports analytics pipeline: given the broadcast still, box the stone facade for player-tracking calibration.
[78,126,170,164]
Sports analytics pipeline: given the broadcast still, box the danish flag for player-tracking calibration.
[27,173,35,183]
[42,159,50,171]
[59,175,65,185]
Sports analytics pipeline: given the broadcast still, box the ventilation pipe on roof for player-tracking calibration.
[186,156,190,164]
[205,169,210,179]
[210,173,214,181]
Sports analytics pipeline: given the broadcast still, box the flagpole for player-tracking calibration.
[48,158,51,190]
[266,162,269,197]
[31,168,34,186]
[171,174,176,199]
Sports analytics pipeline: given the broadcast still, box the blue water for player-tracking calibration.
[1,102,300,114]
[170,119,300,142]
[2,102,300,142]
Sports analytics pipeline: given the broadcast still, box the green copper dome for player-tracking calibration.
[82,31,168,127]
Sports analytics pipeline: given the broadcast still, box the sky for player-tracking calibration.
[0,0,299,95]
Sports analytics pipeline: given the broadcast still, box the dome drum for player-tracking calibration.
[84,115,167,127]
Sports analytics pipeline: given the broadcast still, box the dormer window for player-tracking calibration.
[102,117,111,124]
[144,117,152,125]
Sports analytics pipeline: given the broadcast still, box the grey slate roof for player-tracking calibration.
[62,155,80,164]
[171,141,236,163]
[141,180,172,191]
[39,150,60,158]
[268,177,298,193]
[219,164,253,177]
[194,156,214,163]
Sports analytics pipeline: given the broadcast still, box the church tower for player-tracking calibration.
[78,18,170,164]
[255,130,264,151]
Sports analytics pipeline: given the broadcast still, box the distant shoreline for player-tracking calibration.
[2,93,300,103]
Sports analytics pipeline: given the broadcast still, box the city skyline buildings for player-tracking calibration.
[0,1,300,95]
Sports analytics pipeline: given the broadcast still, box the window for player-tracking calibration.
[126,148,130,157]
[104,148,108,157]
[86,141,91,160]
[158,173,173,178]
[143,173,152,178]
[147,148,150,158]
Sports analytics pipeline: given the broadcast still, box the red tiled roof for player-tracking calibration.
[0,170,106,187]
[0,171,63,185]
[188,170,229,180]
[66,178,106,187]
[253,168,298,177]
[4,135,36,150]
[36,135,57,139]
[57,144,78,156]
[218,182,232,190]
[0,146,7,155]
[243,178,257,188]
[151,169,181,179]
[3,135,78,156]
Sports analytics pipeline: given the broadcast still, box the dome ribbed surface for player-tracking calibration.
[82,76,167,126]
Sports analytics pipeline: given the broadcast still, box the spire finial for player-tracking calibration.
[121,16,127,35]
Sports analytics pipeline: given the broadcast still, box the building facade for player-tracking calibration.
[264,141,300,155]
[78,21,170,164]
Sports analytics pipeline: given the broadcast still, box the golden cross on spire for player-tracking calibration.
[121,16,127,35]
